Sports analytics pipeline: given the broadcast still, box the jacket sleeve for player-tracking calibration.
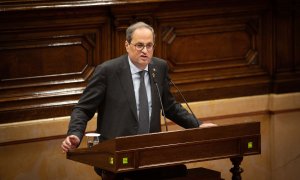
[67,65,107,140]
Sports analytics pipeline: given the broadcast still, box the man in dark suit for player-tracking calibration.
[61,22,214,179]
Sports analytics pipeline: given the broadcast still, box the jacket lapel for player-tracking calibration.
[117,56,138,121]
[148,62,161,131]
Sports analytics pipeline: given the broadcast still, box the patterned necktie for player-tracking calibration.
[138,70,150,134]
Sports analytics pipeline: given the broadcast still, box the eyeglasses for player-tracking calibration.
[130,43,155,51]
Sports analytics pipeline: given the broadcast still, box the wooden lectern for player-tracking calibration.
[67,122,261,179]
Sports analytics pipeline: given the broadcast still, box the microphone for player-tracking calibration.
[151,68,169,131]
[168,79,199,126]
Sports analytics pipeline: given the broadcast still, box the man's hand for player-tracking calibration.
[199,123,217,128]
[61,135,80,153]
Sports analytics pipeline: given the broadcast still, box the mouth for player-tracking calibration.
[140,55,149,60]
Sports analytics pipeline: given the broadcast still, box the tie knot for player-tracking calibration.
[139,70,146,77]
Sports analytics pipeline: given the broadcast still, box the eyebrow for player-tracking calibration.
[134,42,154,45]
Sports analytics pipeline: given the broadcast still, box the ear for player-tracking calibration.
[125,41,130,52]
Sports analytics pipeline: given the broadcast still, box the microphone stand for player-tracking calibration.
[169,79,199,125]
[151,67,200,132]
[154,82,168,132]
[151,68,168,132]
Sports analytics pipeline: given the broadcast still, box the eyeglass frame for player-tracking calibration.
[129,42,155,51]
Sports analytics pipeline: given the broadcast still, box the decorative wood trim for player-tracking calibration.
[0,0,299,122]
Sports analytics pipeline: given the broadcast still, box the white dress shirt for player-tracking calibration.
[128,57,152,120]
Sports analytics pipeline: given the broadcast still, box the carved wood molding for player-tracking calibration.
[155,7,272,102]
[0,8,110,122]
[0,0,299,122]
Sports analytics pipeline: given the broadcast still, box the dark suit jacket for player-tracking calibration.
[67,54,201,141]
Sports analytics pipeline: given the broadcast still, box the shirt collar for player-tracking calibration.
[128,56,149,75]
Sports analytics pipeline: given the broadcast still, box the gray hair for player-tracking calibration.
[126,22,155,43]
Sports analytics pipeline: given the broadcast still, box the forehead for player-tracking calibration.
[131,27,154,43]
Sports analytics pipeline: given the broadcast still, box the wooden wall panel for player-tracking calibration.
[1,35,89,79]
[296,9,300,68]
[0,7,110,122]
[0,0,299,123]
[154,2,271,101]
[272,0,300,93]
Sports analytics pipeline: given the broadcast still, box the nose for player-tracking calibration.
[141,46,148,53]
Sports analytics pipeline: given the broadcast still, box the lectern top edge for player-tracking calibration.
[92,121,260,152]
